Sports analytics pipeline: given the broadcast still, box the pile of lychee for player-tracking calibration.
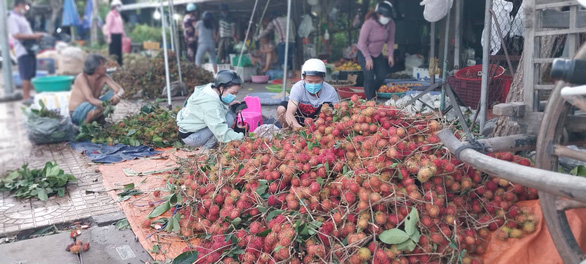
[65,230,90,254]
[141,95,539,263]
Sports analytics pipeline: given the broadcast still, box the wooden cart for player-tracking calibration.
[439,1,586,262]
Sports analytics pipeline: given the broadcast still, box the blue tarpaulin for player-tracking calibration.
[69,142,162,164]
[62,0,81,26]
[82,0,93,29]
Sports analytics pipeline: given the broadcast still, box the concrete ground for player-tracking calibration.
[0,66,292,263]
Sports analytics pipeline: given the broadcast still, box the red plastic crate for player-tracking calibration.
[447,76,504,109]
[337,87,366,99]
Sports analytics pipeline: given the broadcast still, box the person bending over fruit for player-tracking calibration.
[277,59,340,129]
[176,70,245,148]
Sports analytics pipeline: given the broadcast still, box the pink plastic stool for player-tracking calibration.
[237,96,262,132]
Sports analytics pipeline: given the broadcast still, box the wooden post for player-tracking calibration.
[523,0,536,112]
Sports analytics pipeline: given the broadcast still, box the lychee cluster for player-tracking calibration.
[144,95,538,263]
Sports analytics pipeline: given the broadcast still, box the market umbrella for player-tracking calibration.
[62,0,81,40]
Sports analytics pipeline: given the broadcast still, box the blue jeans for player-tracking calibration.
[277,42,295,68]
[182,111,235,149]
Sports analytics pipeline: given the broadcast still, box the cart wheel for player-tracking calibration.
[535,45,586,263]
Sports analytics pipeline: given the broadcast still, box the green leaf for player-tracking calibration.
[256,229,271,237]
[172,214,180,233]
[147,201,171,218]
[397,169,403,180]
[267,210,283,221]
[325,161,330,176]
[169,193,178,205]
[411,229,421,243]
[149,244,161,254]
[273,245,283,253]
[231,217,242,226]
[115,219,130,230]
[300,131,307,139]
[123,183,135,191]
[405,208,419,236]
[37,188,49,201]
[570,165,586,177]
[257,206,268,213]
[379,229,410,245]
[126,129,137,136]
[316,177,324,186]
[396,239,416,252]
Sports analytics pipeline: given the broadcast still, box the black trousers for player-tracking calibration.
[109,33,123,66]
[357,50,388,100]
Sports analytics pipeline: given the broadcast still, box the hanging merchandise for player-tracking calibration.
[352,13,361,28]
[307,0,318,6]
[329,7,338,22]
[481,0,513,55]
[510,4,525,37]
[298,14,315,38]
[420,0,453,23]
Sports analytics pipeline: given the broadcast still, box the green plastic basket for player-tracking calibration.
[377,92,406,99]
[266,84,291,93]
[32,76,75,93]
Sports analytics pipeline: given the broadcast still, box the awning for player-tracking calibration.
[119,0,245,11]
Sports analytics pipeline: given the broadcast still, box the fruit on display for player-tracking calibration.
[145,95,539,264]
[336,60,361,71]
[379,83,421,93]
[112,51,214,99]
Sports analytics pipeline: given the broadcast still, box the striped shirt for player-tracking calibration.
[219,17,234,38]
[258,16,295,43]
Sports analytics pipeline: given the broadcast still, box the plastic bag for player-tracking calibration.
[298,14,315,39]
[25,109,75,145]
[232,55,252,67]
[420,0,453,23]
[253,124,281,140]
[404,54,424,72]
[481,0,513,55]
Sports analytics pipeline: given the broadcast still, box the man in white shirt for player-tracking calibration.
[8,0,44,101]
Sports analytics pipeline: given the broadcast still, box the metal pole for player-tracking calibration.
[480,0,493,131]
[282,0,292,101]
[168,0,183,93]
[238,0,260,69]
[454,0,462,70]
[160,3,172,107]
[430,22,435,85]
[167,9,175,52]
[90,0,98,46]
[440,8,451,111]
[0,0,20,101]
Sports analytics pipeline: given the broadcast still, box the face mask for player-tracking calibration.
[19,8,26,15]
[379,16,391,25]
[116,6,121,12]
[221,91,236,104]
[304,82,323,94]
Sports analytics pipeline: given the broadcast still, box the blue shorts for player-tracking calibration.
[70,91,114,125]
[17,54,36,81]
